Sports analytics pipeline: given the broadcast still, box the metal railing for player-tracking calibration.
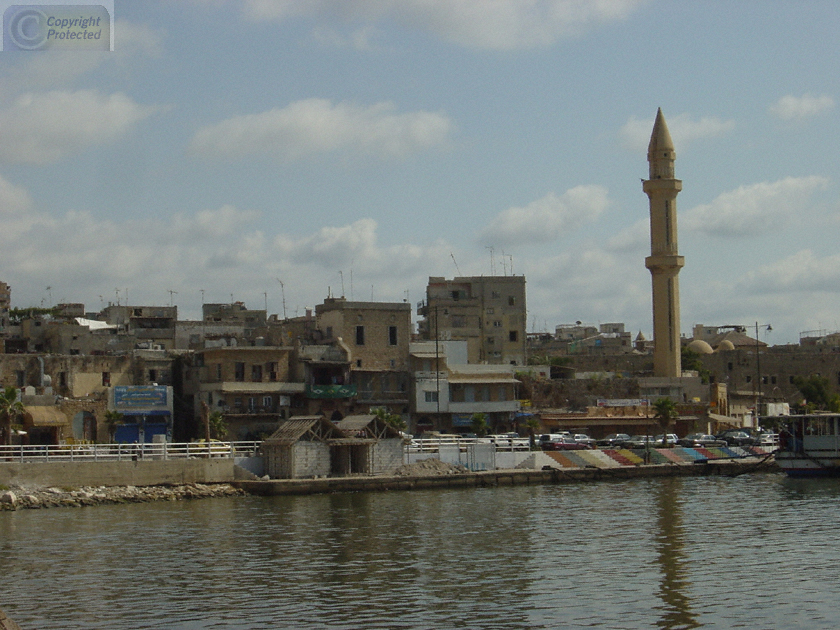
[0,441,261,463]
[408,436,532,453]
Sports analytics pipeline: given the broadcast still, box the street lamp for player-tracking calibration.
[754,322,772,427]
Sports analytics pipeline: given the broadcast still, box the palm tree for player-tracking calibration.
[0,387,24,445]
[470,412,489,437]
[653,398,678,448]
[104,410,124,443]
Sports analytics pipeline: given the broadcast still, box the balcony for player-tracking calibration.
[306,384,357,399]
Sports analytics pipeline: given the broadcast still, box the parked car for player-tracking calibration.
[653,434,679,447]
[597,433,631,448]
[677,433,726,448]
[715,430,756,446]
[541,436,592,451]
[623,435,656,449]
[758,432,779,446]
[572,433,597,447]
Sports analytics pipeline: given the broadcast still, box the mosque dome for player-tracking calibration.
[716,339,736,352]
[687,339,714,354]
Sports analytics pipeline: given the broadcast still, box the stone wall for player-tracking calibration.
[0,458,234,488]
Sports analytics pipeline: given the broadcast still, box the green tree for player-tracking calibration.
[470,412,489,437]
[373,408,407,432]
[793,375,840,412]
[681,347,711,383]
[104,410,124,443]
[0,387,24,445]
[652,398,678,447]
[208,411,228,440]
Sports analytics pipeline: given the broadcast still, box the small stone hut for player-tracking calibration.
[262,416,341,479]
[333,414,405,475]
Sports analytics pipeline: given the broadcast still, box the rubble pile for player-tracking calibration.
[392,458,468,476]
[0,483,245,511]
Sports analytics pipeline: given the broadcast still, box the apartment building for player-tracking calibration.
[417,276,527,365]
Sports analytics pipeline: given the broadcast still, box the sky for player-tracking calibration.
[1,0,839,346]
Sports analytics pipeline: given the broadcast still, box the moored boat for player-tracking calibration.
[770,414,840,477]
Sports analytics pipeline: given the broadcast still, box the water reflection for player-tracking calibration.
[652,477,699,630]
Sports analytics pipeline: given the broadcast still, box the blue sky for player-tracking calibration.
[1,0,839,346]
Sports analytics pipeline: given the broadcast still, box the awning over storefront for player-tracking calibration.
[23,407,70,427]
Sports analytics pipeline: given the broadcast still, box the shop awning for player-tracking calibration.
[24,407,70,426]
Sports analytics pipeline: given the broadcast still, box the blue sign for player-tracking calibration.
[114,386,168,409]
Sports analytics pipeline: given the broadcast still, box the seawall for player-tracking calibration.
[235,458,779,497]
[0,458,236,488]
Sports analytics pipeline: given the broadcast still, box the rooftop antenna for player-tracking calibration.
[450,252,462,276]
[485,246,496,275]
[339,270,345,297]
[275,279,287,319]
[168,289,177,306]
[115,288,120,306]
[200,289,205,305]
[508,254,514,275]
[45,286,52,307]
[263,292,268,312]
[350,268,354,301]
[500,250,508,276]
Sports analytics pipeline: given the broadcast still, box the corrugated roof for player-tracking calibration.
[263,416,338,444]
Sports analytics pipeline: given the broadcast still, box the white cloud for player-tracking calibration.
[738,250,840,294]
[619,112,735,152]
[480,186,609,247]
[682,176,829,237]
[189,98,454,162]
[0,90,158,164]
[769,94,834,121]
[242,0,648,50]
[606,218,649,252]
[0,20,164,99]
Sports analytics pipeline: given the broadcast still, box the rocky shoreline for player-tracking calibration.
[0,482,246,511]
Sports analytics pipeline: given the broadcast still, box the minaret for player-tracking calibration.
[643,108,684,378]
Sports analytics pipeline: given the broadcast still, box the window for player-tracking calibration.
[325,326,333,339]
[248,397,256,411]
[508,296,516,306]
[388,325,398,346]
[16,370,25,387]
[102,372,110,386]
[356,359,362,368]
[493,320,502,328]
[486,307,494,314]
[234,362,245,382]
[491,291,500,298]
[268,362,278,381]
[487,336,495,345]
[355,325,365,345]
[216,364,222,380]
[509,331,518,342]
[148,369,157,382]
[425,391,438,403]
[263,395,273,409]
[745,375,752,383]
[451,315,466,328]
[251,364,263,382]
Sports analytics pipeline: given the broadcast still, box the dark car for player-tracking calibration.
[597,433,631,448]
[678,433,726,448]
[541,436,592,451]
[715,430,756,446]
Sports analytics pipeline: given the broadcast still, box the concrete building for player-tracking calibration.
[417,275,527,365]
[410,340,520,434]
[0,281,9,333]
[101,304,178,351]
[643,109,684,378]
[191,346,303,440]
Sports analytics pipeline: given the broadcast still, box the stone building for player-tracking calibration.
[417,275,527,365]
[316,297,412,419]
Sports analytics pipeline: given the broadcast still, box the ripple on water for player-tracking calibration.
[1,474,839,629]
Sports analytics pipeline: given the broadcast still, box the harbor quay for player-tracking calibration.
[0,444,778,509]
